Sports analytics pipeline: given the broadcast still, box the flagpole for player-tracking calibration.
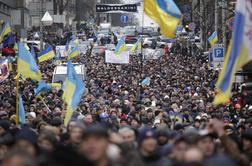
[15,74,19,125]
[41,98,52,113]
[139,0,144,103]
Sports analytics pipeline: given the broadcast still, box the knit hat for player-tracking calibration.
[83,124,109,138]
[242,128,252,142]
[0,120,11,131]
[51,117,63,127]
[138,128,156,144]
[15,127,38,145]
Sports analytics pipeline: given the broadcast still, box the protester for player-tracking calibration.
[0,26,251,166]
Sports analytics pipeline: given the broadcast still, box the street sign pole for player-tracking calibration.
[40,0,44,51]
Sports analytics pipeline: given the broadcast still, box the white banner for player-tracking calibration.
[56,46,67,57]
[105,50,129,64]
[143,49,164,59]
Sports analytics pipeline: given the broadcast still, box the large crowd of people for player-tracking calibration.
[0,30,252,166]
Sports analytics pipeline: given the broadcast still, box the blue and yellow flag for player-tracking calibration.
[54,49,61,65]
[34,80,52,96]
[214,0,252,105]
[208,31,218,46]
[67,46,79,60]
[130,37,142,52]
[50,83,62,89]
[65,39,69,52]
[144,0,182,38]
[68,34,79,46]
[30,45,37,59]
[115,36,126,55]
[62,61,85,125]
[0,22,11,42]
[34,80,62,97]
[37,45,55,62]
[18,94,26,125]
[17,43,42,81]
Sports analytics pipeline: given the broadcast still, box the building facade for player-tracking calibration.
[27,0,54,27]
[0,0,16,22]
[0,0,29,37]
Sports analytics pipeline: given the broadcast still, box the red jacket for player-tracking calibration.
[2,47,15,56]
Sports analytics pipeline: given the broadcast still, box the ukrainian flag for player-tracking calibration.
[34,80,62,97]
[37,45,55,63]
[30,45,37,58]
[17,43,42,81]
[130,37,142,52]
[65,39,69,52]
[54,49,61,65]
[115,36,126,55]
[0,22,11,42]
[62,61,85,125]
[67,46,79,60]
[50,83,62,89]
[208,31,218,46]
[34,80,52,96]
[214,0,252,105]
[144,0,182,38]
[18,94,26,125]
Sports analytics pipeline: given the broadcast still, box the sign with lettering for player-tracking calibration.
[96,4,137,13]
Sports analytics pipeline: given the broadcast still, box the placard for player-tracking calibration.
[105,50,129,64]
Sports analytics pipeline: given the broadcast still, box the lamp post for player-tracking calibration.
[40,0,44,51]
[215,0,218,33]
[221,0,227,49]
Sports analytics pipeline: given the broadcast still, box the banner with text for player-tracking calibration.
[105,50,129,64]
[96,4,137,13]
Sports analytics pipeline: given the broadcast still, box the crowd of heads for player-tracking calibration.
[0,31,252,166]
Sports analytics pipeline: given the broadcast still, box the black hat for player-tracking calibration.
[15,127,38,145]
[174,123,184,131]
[138,128,156,144]
[50,117,63,127]
[156,127,169,137]
[82,124,109,138]
[242,128,252,142]
[0,120,10,132]
[0,132,14,146]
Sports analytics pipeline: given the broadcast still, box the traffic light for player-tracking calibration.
[185,25,189,32]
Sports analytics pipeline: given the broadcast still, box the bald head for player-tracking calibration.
[184,147,204,163]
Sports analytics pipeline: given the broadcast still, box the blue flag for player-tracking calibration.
[34,80,52,96]
[62,61,85,125]
[18,95,26,124]
[30,45,36,59]
[3,33,15,47]
[17,43,42,81]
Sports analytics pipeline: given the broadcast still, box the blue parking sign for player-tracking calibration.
[213,47,224,61]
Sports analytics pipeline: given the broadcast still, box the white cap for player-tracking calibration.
[196,116,201,120]
[28,112,36,119]
[154,119,161,125]
[164,95,169,99]
[202,113,208,118]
